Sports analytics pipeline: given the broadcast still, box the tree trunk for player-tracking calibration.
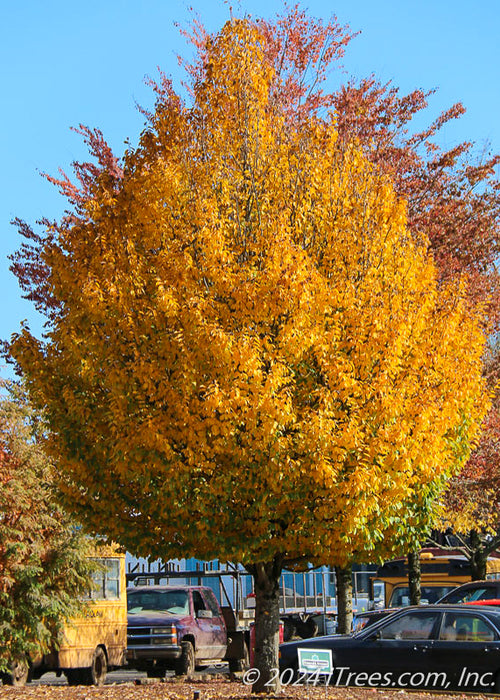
[247,556,283,693]
[408,550,421,605]
[469,530,487,580]
[334,564,353,634]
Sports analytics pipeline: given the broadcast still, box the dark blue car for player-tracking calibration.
[279,604,500,693]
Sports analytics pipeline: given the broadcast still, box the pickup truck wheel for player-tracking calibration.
[80,647,107,686]
[175,641,195,677]
[228,641,250,673]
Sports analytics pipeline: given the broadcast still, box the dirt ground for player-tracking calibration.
[0,675,496,700]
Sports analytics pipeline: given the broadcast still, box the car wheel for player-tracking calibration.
[175,641,195,676]
[80,647,107,686]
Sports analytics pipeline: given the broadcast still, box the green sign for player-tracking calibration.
[297,648,333,674]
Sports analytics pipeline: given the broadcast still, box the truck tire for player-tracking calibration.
[282,618,297,642]
[297,616,318,639]
[228,641,250,673]
[80,647,107,686]
[175,641,195,677]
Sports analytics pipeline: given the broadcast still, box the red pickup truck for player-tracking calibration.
[126,584,248,677]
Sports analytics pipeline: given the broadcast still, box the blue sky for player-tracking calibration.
[1,0,499,378]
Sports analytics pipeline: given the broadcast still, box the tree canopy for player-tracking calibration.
[8,11,491,690]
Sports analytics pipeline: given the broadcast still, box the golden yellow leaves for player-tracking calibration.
[9,18,490,567]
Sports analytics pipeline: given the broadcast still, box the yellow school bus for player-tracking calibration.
[370,550,500,609]
[29,547,127,686]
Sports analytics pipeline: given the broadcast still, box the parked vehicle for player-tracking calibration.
[369,550,500,609]
[126,584,249,676]
[1,549,127,687]
[279,604,500,692]
[438,580,500,604]
[352,584,500,634]
[466,599,500,607]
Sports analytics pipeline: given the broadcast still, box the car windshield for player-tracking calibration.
[352,611,396,638]
[352,611,393,634]
[127,589,189,614]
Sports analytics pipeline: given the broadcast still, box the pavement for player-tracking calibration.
[32,665,230,686]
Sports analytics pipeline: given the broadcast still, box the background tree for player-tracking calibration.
[334,78,500,301]
[8,13,490,690]
[432,344,500,579]
[329,55,500,616]
[0,381,94,683]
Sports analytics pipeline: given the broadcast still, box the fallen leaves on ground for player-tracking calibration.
[0,676,494,700]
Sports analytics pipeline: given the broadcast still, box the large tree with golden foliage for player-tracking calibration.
[9,14,489,691]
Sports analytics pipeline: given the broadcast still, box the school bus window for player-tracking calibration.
[90,558,121,600]
[105,558,120,599]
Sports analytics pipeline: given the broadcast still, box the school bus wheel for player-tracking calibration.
[1,657,31,686]
[81,646,107,686]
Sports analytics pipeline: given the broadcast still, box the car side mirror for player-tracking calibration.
[197,609,213,619]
